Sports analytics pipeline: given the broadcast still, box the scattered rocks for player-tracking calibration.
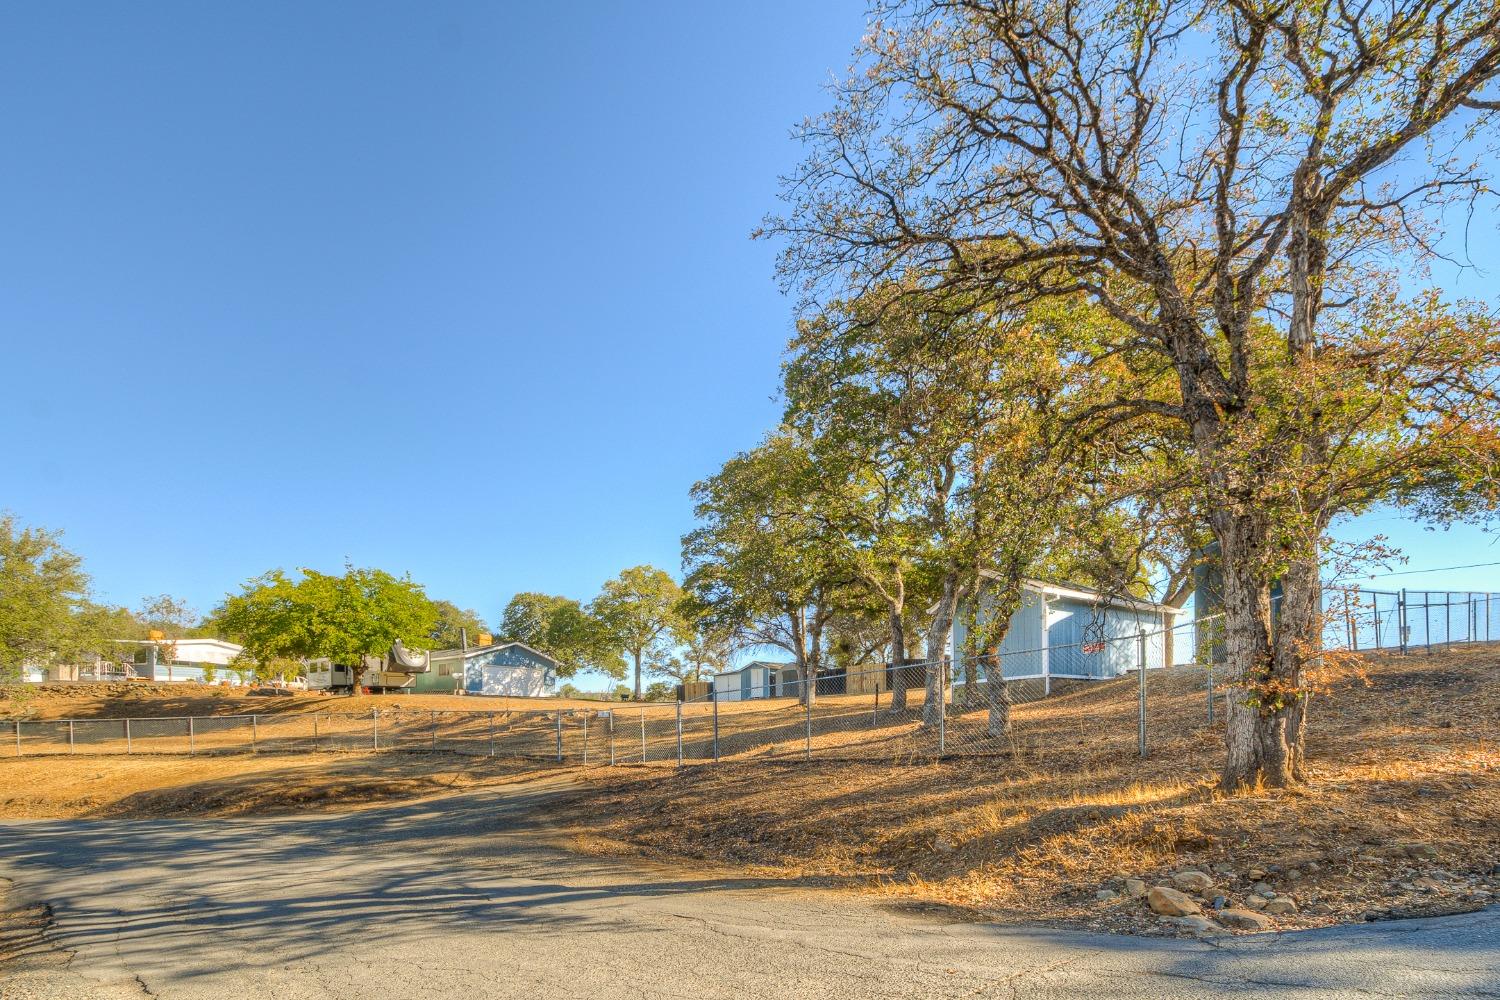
[1308,902,1334,915]
[1243,895,1268,910]
[1211,863,1235,875]
[1252,881,1275,896]
[1172,870,1215,893]
[1218,908,1275,931]
[1166,914,1220,934]
[1147,886,1203,917]
[1263,897,1299,915]
[1124,878,1147,898]
[1283,868,1303,882]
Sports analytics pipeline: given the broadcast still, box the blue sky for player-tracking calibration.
[2,2,1497,668]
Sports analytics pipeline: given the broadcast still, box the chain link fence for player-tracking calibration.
[7,587,1495,765]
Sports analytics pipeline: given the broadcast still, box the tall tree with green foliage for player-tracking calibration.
[590,567,685,700]
[0,515,96,680]
[427,600,491,650]
[766,0,1500,787]
[497,592,622,679]
[684,437,848,706]
[214,564,437,666]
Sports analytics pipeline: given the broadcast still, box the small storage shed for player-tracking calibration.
[953,577,1176,685]
[710,661,800,702]
[425,641,559,697]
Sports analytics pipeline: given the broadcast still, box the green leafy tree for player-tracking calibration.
[428,600,490,650]
[683,437,846,706]
[589,567,685,700]
[497,592,621,680]
[0,515,97,681]
[214,564,438,667]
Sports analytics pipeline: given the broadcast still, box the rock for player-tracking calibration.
[1308,902,1334,915]
[1124,878,1147,898]
[1168,914,1220,934]
[1096,889,1118,901]
[1147,886,1203,917]
[1304,861,1322,874]
[1172,871,1215,893]
[1361,910,1384,922]
[1404,843,1439,861]
[1211,863,1235,875]
[1246,867,1267,880]
[1263,897,1299,915]
[1211,895,1228,910]
[1412,877,1444,892]
[1252,881,1274,896]
[1244,895,1268,910]
[1284,868,1303,882]
[1219,908,1275,931]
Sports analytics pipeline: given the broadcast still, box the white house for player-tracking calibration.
[117,638,247,683]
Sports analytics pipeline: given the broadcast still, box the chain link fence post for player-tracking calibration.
[583,711,590,765]
[712,695,720,762]
[1399,589,1409,654]
[313,712,320,752]
[488,713,495,758]
[675,702,683,766]
[608,710,615,766]
[68,719,75,754]
[13,720,20,757]
[640,708,646,762]
[431,710,438,751]
[555,711,563,763]
[252,714,259,751]
[125,718,132,754]
[804,685,812,761]
[1137,629,1147,758]
[188,717,195,755]
[1206,658,1214,725]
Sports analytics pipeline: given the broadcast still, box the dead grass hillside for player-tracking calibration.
[557,645,1500,935]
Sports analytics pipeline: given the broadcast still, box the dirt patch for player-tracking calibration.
[0,753,564,819]
[550,646,1500,936]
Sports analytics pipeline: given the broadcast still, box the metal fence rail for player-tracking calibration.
[7,587,1496,766]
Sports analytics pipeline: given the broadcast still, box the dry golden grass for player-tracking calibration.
[555,645,1500,934]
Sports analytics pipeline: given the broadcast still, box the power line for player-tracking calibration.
[1354,560,1500,580]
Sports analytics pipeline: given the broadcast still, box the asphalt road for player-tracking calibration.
[2,782,1497,999]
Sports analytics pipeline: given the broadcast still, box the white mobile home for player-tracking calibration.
[954,577,1178,687]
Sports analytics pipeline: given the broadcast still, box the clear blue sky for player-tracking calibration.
[2,2,1496,649]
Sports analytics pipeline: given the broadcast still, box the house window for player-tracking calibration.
[438,665,453,677]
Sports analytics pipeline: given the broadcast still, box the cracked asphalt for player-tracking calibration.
[2,781,1497,999]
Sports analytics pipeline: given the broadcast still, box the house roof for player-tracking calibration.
[428,640,561,668]
[1003,575,1179,615]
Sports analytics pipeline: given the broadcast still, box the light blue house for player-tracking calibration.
[953,577,1176,687]
[426,641,560,697]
